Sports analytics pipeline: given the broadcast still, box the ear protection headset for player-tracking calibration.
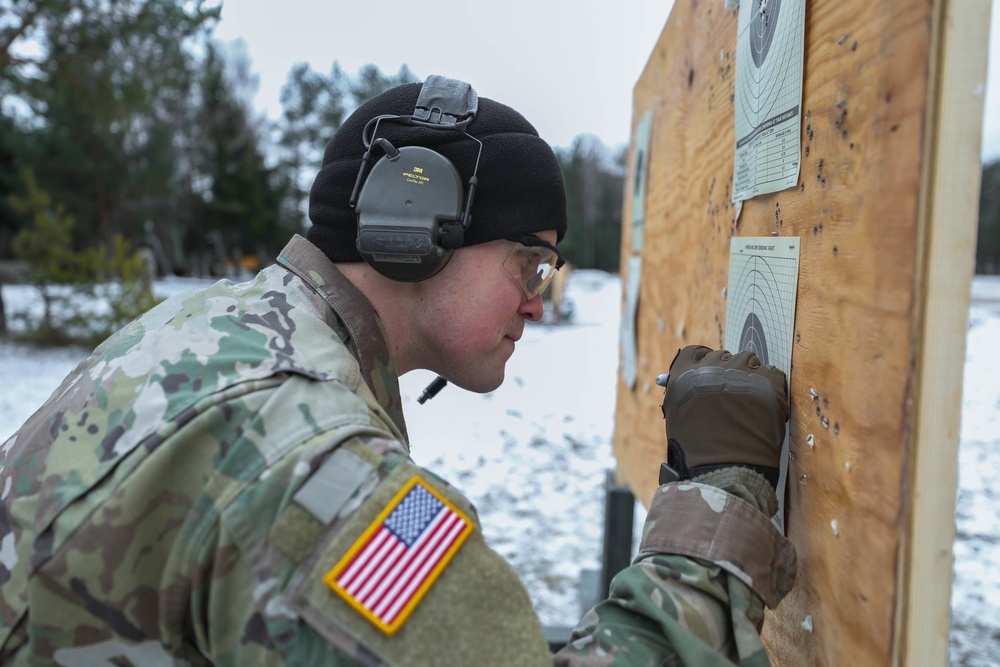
[348,76,484,282]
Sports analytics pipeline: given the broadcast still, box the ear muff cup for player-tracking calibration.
[355,145,465,282]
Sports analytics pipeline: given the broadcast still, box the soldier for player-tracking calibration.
[0,76,795,666]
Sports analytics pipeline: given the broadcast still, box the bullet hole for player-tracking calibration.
[816,406,822,416]
[823,397,829,408]
[689,68,695,88]
[806,145,811,156]
[813,225,819,235]
[852,41,858,51]
[796,331,802,343]
[885,91,892,103]
[834,422,840,435]
[821,415,830,429]
[891,124,900,132]
[833,246,839,256]
[800,183,805,192]
[850,143,854,150]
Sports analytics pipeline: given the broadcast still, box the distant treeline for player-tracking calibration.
[0,0,624,277]
[978,160,1000,274]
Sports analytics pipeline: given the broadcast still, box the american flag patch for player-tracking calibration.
[324,476,474,635]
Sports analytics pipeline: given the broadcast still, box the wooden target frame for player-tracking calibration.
[612,1,991,664]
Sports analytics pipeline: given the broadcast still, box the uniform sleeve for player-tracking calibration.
[198,422,794,667]
[553,473,797,667]
[197,433,555,667]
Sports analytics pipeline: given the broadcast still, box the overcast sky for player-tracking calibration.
[214,0,1000,160]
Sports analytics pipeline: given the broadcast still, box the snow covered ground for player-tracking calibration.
[1,272,998,664]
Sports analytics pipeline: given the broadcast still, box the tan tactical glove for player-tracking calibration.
[657,345,788,489]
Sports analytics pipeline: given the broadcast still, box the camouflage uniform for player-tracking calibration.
[0,235,796,666]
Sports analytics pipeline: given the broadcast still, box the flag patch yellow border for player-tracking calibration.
[323,476,474,635]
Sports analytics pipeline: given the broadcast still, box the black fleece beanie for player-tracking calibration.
[306,80,568,263]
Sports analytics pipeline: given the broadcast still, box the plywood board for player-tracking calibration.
[612,1,991,664]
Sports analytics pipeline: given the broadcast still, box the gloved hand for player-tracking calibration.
[657,345,788,489]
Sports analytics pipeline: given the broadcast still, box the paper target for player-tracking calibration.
[736,0,799,127]
[732,0,806,202]
[725,237,800,535]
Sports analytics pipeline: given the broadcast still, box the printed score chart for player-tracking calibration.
[734,117,800,199]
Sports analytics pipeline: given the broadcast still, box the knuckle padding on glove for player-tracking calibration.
[663,368,786,472]
[671,366,785,445]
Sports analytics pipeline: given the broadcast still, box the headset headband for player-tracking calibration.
[413,75,478,127]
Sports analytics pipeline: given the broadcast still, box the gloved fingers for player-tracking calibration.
[723,351,787,411]
[729,350,762,369]
[665,345,787,402]
[666,345,789,419]
[697,347,732,365]
[669,344,713,370]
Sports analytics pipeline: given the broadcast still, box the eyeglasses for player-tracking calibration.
[502,235,565,300]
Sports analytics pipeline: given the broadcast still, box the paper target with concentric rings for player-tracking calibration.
[725,237,801,377]
[725,237,801,535]
[732,0,806,202]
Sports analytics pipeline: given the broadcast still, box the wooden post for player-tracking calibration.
[612,1,991,664]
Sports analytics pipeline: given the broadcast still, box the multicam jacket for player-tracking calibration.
[0,235,796,666]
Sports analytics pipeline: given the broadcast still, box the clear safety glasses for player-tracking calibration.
[502,236,566,300]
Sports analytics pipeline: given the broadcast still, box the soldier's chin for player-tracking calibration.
[451,368,505,395]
